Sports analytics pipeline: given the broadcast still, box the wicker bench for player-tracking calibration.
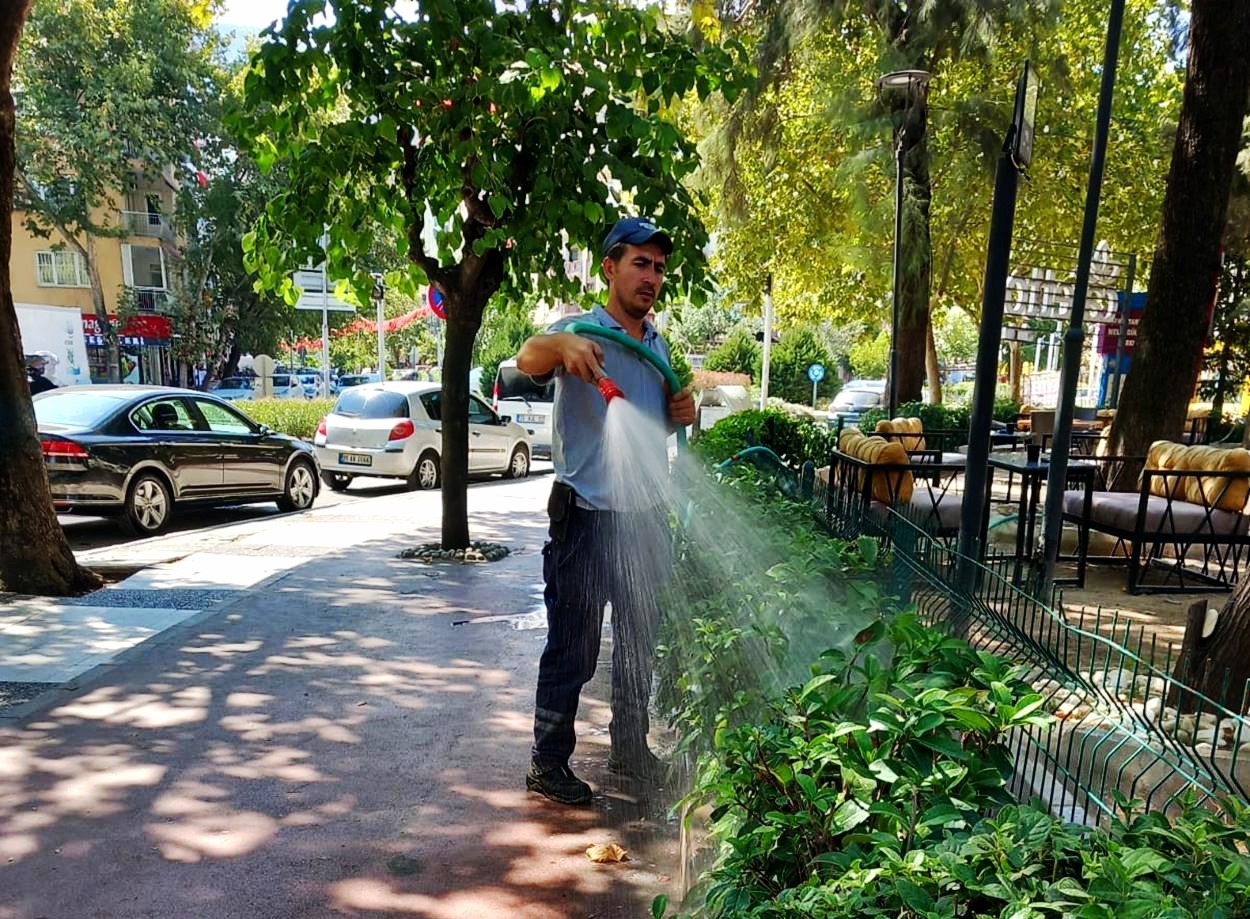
[821,431,968,539]
[1062,442,1250,594]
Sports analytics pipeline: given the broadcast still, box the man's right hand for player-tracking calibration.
[557,332,606,384]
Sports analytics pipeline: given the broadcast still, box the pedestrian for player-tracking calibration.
[516,217,696,805]
[27,354,57,395]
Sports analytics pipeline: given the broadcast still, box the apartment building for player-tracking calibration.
[13,167,179,386]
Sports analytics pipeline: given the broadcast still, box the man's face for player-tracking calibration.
[29,361,45,377]
[603,241,667,321]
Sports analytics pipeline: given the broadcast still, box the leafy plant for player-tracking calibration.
[237,398,335,440]
[667,339,695,391]
[757,326,833,405]
[691,408,836,467]
[704,326,761,378]
[692,613,1049,916]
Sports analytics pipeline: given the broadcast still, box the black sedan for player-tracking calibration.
[35,386,320,535]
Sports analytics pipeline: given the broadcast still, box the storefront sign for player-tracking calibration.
[81,314,173,347]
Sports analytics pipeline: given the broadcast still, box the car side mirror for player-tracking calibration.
[258,424,273,435]
[499,415,512,424]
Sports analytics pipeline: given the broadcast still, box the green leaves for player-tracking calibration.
[237,0,750,317]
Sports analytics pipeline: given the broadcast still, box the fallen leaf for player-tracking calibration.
[586,843,629,863]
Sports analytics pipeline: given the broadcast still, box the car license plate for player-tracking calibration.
[517,414,542,424]
[339,452,372,467]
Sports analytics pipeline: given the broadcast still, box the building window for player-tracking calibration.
[35,250,91,288]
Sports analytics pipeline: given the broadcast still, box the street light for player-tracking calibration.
[876,69,931,420]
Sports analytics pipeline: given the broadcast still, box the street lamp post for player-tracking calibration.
[877,70,931,420]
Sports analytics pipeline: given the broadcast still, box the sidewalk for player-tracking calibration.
[0,477,681,919]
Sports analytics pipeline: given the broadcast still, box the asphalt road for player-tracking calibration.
[61,460,554,551]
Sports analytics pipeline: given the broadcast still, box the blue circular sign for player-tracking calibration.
[807,363,826,383]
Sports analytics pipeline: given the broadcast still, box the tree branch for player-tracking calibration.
[397,124,451,289]
[16,168,89,262]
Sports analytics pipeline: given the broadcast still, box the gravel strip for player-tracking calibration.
[0,681,57,711]
[64,588,239,610]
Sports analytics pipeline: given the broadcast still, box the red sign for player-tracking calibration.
[1097,293,1145,356]
[82,314,173,340]
[427,285,446,320]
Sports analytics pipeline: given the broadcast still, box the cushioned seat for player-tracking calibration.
[872,490,963,532]
[1062,489,1249,537]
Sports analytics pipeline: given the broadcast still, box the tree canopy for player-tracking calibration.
[14,0,223,380]
[237,0,748,546]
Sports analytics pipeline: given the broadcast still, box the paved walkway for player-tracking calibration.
[0,476,681,918]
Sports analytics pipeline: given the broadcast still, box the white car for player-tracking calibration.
[314,381,532,491]
[493,359,554,458]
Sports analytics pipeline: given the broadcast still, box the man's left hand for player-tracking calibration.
[668,387,696,427]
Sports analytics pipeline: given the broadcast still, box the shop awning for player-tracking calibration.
[83,314,174,347]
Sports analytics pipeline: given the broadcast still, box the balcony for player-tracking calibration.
[119,210,175,242]
[134,288,169,313]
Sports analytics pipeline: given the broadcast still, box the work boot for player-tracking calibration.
[526,760,593,805]
[607,746,670,784]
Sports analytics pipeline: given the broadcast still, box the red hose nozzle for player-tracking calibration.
[597,376,625,404]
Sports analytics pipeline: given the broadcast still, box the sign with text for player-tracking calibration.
[1097,292,1146,356]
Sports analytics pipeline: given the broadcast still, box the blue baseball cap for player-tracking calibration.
[602,217,673,256]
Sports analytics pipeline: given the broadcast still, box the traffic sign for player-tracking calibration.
[427,285,446,320]
[807,363,826,383]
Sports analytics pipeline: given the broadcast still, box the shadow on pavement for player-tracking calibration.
[0,498,681,919]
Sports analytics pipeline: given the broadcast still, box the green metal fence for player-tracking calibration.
[814,478,1250,826]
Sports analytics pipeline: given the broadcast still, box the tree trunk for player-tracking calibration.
[1104,0,1250,484]
[924,316,941,405]
[894,99,932,405]
[1169,577,1250,714]
[0,1,101,596]
[440,298,480,550]
[1009,342,1023,404]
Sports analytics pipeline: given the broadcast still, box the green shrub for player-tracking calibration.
[655,469,885,758]
[692,613,1049,916]
[705,327,760,378]
[755,327,833,405]
[691,408,836,467]
[666,337,694,391]
[236,398,335,440]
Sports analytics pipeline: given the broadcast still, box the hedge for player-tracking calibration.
[691,408,836,467]
[236,398,335,440]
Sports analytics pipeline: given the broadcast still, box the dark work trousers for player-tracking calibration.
[532,501,671,767]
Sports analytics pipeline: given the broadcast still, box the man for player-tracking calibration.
[517,217,696,805]
[27,354,57,395]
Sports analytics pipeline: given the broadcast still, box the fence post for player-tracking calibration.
[889,513,916,608]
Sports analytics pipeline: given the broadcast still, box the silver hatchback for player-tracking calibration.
[313,381,532,491]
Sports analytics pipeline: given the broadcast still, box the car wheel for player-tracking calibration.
[408,450,441,490]
[505,444,530,479]
[277,460,318,512]
[321,471,353,492]
[123,473,173,536]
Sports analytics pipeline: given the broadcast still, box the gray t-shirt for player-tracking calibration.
[545,305,671,510]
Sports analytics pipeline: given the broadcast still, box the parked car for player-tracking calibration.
[338,372,382,389]
[313,381,531,491]
[828,379,887,425]
[209,375,307,402]
[493,358,554,458]
[35,385,320,535]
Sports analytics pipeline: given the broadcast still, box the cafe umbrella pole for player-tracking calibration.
[955,62,1035,596]
[955,131,1023,593]
[1040,0,1126,588]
